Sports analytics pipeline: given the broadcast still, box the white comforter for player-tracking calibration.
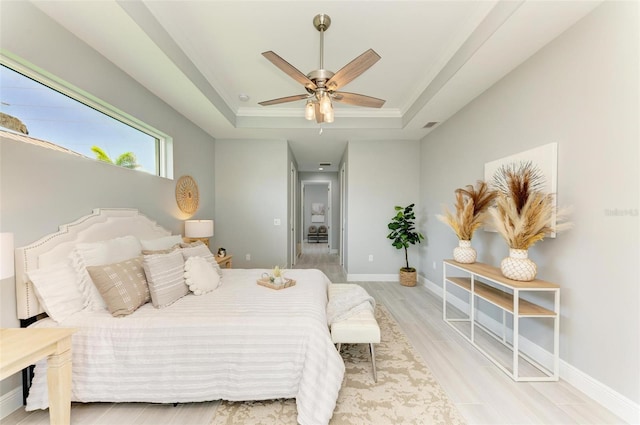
[26,268,345,425]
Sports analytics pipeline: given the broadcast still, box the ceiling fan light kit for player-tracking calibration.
[259,13,385,124]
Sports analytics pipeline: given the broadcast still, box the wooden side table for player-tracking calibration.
[183,237,210,247]
[1,328,76,424]
[215,254,233,268]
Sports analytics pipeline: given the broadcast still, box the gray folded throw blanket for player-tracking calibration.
[327,285,376,325]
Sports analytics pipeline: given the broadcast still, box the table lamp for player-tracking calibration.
[184,220,214,247]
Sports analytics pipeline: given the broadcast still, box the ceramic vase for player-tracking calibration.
[453,240,477,264]
[500,248,537,281]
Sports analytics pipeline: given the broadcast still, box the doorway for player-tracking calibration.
[300,181,331,254]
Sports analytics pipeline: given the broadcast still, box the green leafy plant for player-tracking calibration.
[91,145,140,169]
[387,204,424,271]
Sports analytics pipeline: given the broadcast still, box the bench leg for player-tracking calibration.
[336,343,341,352]
[370,343,377,383]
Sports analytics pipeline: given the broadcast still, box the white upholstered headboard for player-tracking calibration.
[15,208,172,320]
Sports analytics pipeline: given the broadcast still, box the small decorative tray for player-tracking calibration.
[257,278,296,290]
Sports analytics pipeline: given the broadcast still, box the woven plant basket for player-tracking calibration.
[399,268,417,287]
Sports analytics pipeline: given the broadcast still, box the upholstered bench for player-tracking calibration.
[328,283,381,382]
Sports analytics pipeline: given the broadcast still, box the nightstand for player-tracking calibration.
[215,254,232,269]
[183,237,210,247]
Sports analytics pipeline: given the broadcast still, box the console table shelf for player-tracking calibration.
[443,260,560,382]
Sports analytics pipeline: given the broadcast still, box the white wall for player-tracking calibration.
[419,0,639,407]
[0,1,215,411]
[214,139,289,269]
[346,140,421,278]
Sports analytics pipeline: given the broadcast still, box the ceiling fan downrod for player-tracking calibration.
[313,14,331,71]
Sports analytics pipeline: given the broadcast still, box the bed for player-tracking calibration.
[15,208,345,425]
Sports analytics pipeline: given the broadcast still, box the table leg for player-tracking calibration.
[47,337,73,425]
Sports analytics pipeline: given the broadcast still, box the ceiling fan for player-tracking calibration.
[259,14,385,123]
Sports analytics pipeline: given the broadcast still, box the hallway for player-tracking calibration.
[293,242,346,283]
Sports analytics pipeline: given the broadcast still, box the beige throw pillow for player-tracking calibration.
[87,256,149,317]
[143,250,188,308]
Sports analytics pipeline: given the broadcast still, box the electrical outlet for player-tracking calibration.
[432,261,436,270]
[273,218,281,226]
[368,254,374,262]
[246,254,251,261]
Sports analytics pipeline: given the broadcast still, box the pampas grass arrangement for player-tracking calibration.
[438,180,497,241]
[489,161,571,250]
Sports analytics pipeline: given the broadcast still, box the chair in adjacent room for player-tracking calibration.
[308,225,319,243]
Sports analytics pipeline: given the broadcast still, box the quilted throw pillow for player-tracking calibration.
[180,241,223,279]
[143,250,189,308]
[184,256,221,295]
[87,256,149,317]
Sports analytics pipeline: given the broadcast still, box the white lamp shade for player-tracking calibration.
[185,220,214,238]
[1,233,15,280]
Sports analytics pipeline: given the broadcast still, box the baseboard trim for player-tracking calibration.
[420,275,640,424]
[0,386,22,420]
[347,273,398,282]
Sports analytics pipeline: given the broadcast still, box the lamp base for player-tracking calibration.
[183,237,210,247]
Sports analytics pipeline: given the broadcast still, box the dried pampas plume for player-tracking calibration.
[489,161,571,249]
[437,180,497,241]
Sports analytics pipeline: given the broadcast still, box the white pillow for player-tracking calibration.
[140,235,183,251]
[180,242,223,279]
[184,256,220,295]
[75,235,142,265]
[28,261,85,323]
[71,235,143,310]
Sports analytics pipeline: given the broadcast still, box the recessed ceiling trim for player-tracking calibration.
[403,0,524,128]
[116,0,237,126]
[237,107,401,119]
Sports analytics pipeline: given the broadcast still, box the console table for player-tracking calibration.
[443,260,559,381]
[1,328,76,424]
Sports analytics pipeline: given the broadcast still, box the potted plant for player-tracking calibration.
[387,204,424,287]
[489,161,571,281]
[437,180,496,263]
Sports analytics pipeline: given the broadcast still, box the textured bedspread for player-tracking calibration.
[26,268,345,425]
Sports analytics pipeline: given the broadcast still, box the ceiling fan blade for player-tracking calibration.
[258,94,309,106]
[314,102,324,123]
[262,51,317,91]
[332,92,385,108]
[326,49,381,91]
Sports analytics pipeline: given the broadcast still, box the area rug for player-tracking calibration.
[210,305,466,425]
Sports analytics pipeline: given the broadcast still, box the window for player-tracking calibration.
[0,57,171,177]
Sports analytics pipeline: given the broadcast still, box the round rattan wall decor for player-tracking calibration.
[175,175,199,214]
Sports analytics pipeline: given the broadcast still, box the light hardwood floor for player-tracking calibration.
[3,245,624,425]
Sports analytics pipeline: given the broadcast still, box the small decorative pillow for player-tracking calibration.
[28,261,85,323]
[87,256,149,317]
[140,235,183,251]
[143,250,188,308]
[184,256,221,295]
[180,241,223,279]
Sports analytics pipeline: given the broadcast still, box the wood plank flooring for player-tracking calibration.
[3,245,624,424]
